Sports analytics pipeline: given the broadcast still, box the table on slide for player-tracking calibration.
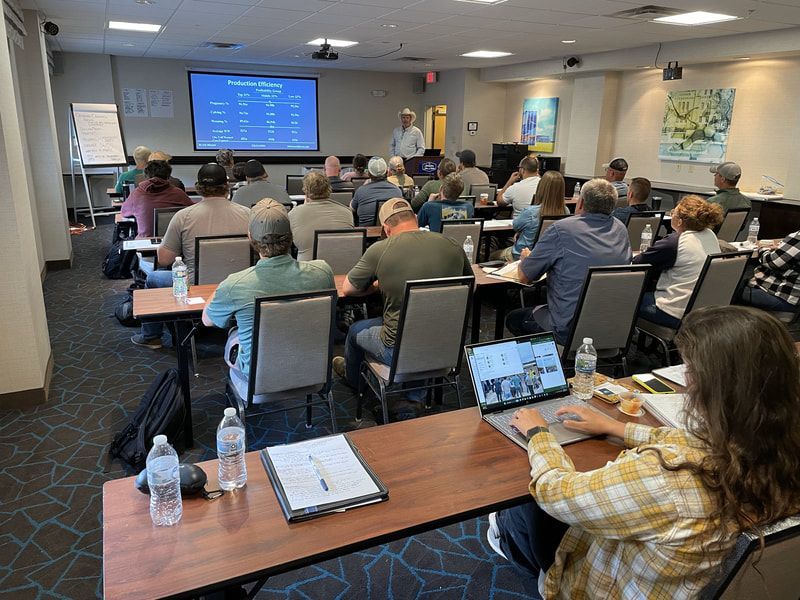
[103,386,664,599]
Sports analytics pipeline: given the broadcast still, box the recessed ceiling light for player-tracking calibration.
[381,23,398,28]
[735,56,751,60]
[454,0,507,4]
[653,11,739,26]
[135,0,156,5]
[461,50,513,58]
[307,38,358,48]
[561,40,576,44]
[108,20,161,32]
[122,43,136,47]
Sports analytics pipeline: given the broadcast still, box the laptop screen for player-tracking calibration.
[465,333,570,414]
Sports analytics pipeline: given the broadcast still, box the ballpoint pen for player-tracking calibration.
[308,455,329,492]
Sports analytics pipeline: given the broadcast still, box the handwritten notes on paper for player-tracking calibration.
[122,88,174,118]
[122,88,148,117]
[266,435,380,511]
[70,103,127,167]
[149,89,174,118]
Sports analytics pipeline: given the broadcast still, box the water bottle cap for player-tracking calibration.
[153,434,167,445]
[583,337,593,345]
[176,256,182,261]
[465,235,472,240]
[224,407,237,417]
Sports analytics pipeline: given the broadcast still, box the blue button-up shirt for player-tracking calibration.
[519,213,632,343]
[390,125,425,159]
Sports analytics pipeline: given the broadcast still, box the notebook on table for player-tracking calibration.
[465,332,596,448]
[641,394,688,429]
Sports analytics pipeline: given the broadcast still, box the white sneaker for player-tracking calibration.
[487,512,507,560]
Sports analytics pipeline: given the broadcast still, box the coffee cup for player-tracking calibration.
[619,391,642,415]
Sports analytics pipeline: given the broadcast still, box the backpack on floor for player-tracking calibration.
[114,282,145,327]
[109,369,185,472]
[102,240,136,279]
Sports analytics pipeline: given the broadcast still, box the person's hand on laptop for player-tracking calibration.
[512,408,548,433]
[555,405,626,439]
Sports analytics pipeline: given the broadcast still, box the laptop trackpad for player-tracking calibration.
[548,421,590,445]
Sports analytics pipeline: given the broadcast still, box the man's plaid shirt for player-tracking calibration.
[528,423,736,599]
[749,231,800,306]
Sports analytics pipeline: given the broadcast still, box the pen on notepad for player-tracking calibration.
[308,455,329,492]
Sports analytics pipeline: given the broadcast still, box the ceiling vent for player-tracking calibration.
[393,56,432,62]
[201,41,244,50]
[608,5,682,20]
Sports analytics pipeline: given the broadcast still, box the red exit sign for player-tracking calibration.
[425,71,439,84]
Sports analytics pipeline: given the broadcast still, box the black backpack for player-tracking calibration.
[102,240,136,279]
[109,369,185,472]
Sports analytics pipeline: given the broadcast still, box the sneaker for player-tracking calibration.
[131,334,162,349]
[487,512,508,560]
[332,356,347,380]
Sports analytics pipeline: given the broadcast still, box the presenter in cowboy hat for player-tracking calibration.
[390,107,425,160]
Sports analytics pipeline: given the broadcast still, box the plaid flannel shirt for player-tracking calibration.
[749,231,800,306]
[528,424,736,599]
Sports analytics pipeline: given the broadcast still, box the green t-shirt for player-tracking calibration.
[115,168,143,194]
[708,188,751,211]
[412,179,443,212]
[347,230,472,346]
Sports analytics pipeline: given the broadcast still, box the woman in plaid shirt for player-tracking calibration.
[741,231,800,312]
[488,306,800,599]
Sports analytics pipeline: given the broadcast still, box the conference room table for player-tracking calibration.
[103,381,664,599]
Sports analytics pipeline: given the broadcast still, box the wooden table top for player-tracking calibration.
[103,397,660,599]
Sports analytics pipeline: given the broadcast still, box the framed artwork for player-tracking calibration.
[521,97,559,153]
[659,88,736,163]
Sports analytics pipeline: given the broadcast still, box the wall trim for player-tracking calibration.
[0,351,53,410]
[46,257,72,272]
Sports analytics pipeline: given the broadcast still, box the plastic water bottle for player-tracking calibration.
[146,435,182,527]
[172,256,188,302]
[217,407,247,491]
[747,218,760,245]
[572,337,597,401]
[573,182,581,201]
[463,235,474,264]
[639,224,653,253]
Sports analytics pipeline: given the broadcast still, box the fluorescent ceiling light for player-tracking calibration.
[454,0,507,4]
[108,20,161,32]
[653,11,739,26]
[307,38,358,48]
[561,40,576,44]
[461,50,513,58]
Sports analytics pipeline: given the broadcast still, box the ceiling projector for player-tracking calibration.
[312,42,338,60]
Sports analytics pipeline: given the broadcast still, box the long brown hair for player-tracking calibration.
[533,170,566,216]
[666,306,800,532]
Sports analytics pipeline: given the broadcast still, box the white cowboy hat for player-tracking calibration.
[398,107,416,122]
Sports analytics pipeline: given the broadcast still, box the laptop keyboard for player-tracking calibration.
[488,396,585,430]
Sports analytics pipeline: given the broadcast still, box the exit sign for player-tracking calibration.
[425,71,439,84]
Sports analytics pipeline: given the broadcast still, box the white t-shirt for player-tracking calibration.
[503,176,541,217]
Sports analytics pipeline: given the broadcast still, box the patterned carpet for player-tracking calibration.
[0,220,532,599]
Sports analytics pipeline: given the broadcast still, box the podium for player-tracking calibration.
[405,156,442,176]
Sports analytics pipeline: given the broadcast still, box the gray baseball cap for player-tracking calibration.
[249,199,291,243]
[710,161,741,180]
[368,157,388,177]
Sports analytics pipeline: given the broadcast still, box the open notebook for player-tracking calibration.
[641,394,688,429]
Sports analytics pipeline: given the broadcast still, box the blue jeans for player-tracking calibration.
[637,292,681,329]
[741,286,795,313]
[505,305,557,340]
[496,500,569,596]
[344,318,425,402]
[141,270,173,339]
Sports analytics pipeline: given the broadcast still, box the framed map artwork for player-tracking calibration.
[659,88,735,163]
[521,97,559,153]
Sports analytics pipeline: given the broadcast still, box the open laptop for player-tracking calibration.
[465,332,595,448]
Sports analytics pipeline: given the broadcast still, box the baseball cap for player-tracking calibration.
[196,163,228,186]
[456,149,476,165]
[368,157,388,177]
[378,198,413,225]
[243,159,266,178]
[710,161,741,180]
[602,157,628,172]
[249,199,291,243]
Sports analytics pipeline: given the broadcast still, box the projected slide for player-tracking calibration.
[189,72,319,151]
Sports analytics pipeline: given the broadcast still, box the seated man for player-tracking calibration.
[412,158,456,212]
[387,156,413,189]
[333,199,473,408]
[350,157,402,226]
[417,173,474,233]
[114,145,151,194]
[603,157,629,197]
[505,179,632,345]
[216,148,235,181]
[289,172,355,262]
[611,177,652,224]
[455,149,489,195]
[708,161,751,211]
[133,151,186,191]
[232,160,292,208]
[496,156,540,218]
[324,155,354,192]
[131,164,250,349]
[202,199,335,398]
[121,159,193,238]
[740,230,800,313]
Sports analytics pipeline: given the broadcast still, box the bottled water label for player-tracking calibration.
[217,426,244,455]
[148,455,179,484]
[217,426,247,490]
[575,354,597,374]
